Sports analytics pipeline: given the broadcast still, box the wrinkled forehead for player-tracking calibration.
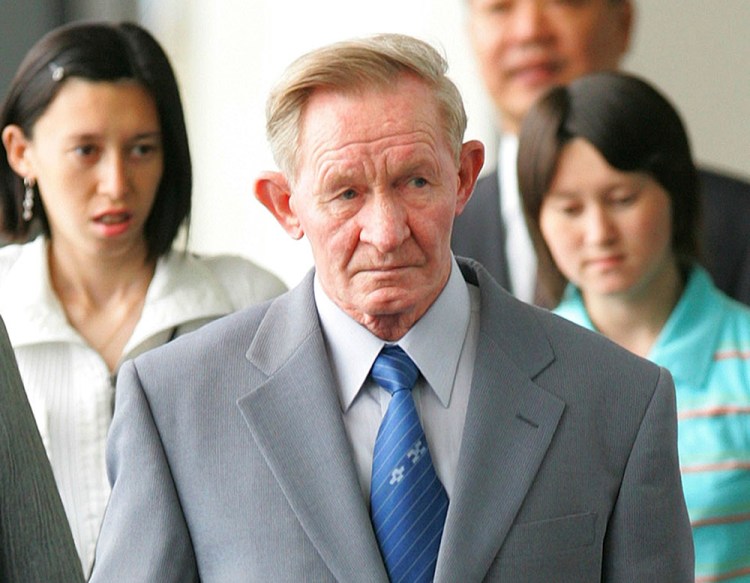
[296,80,448,163]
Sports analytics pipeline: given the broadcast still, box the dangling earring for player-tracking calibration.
[22,177,35,222]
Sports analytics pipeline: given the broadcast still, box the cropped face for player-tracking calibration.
[6,78,163,260]
[468,0,632,134]
[261,76,483,339]
[539,138,676,302]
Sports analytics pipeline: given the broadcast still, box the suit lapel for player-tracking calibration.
[435,262,566,582]
[236,275,388,582]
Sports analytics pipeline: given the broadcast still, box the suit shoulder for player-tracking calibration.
[452,171,505,279]
[512,307,673,466]
[132,299,274,370]
[539,306,648,361]
[470,260,663,389]
[700,167,750,203]
[465,171,499,208]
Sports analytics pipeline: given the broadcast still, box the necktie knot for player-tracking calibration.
[371,345,419,396]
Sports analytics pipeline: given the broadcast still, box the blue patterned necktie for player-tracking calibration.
[370,345,448,583]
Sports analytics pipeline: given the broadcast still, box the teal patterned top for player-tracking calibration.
[555,267,750,582]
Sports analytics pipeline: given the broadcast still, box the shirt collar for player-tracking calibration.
[498,134,520,218]
[0,237,76,345]
[315,256,471,412]
[649,267,723,385]
[0,238,236,351]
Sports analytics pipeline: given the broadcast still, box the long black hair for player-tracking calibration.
[0,21,191,258]
[517,71,700,302]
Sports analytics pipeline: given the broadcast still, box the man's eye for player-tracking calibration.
[340,189,357,200]
[411,177,428,188]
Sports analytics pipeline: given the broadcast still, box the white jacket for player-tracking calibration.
[0,236,286,575]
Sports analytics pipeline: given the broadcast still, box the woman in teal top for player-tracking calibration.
[517,71,750,582]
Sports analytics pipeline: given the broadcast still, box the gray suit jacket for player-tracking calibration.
[0,317,83,583]
[91,259,693,582]
[453,167,750,305]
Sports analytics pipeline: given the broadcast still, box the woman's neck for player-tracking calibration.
[48,238,157,372]
[583,263,685,359]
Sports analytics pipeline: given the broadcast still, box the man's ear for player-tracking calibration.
[2,125,33,176]
[454,139,485,216]
[254,171,304,239]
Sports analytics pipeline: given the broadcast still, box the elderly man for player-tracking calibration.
[454,0,750,306]
[90,33,693,581]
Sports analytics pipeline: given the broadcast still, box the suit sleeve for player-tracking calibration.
[602,367,694,580]
[89,360,199,583]
[0,321,84,583]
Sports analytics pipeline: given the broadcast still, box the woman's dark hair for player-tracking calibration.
[517,71,700,304]
[0,21,191,258]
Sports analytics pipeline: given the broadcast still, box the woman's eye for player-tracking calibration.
[611,193,637,207]
[74,144,98,157]
[559,205,582,216]
[131,142,161,158]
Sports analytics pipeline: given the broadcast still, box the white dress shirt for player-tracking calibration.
[314,257,480,501]
[499,134,538,303]
[0,236,286,576]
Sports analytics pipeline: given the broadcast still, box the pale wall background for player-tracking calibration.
[3,1,749,287]
[142,1,750,288]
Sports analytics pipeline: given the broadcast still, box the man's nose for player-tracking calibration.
[508,0,552,44]
[359,193,411,252]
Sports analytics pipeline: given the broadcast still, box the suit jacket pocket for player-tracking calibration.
[502,512,597,558]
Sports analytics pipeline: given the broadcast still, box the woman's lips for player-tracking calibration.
[93,211,133,236]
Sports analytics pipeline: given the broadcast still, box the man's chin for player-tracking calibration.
[358,290,415,317]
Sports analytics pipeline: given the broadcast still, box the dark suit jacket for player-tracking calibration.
[0,317,83,583]
[453,167,750,305]
[91,259,693,582]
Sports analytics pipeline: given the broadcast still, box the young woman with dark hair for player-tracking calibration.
[518,71,750,581]
[0,21,285,574]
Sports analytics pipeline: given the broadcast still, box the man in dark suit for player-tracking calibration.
[454,0,750,305]
[0,316,83,582]
[90,33,693,581]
